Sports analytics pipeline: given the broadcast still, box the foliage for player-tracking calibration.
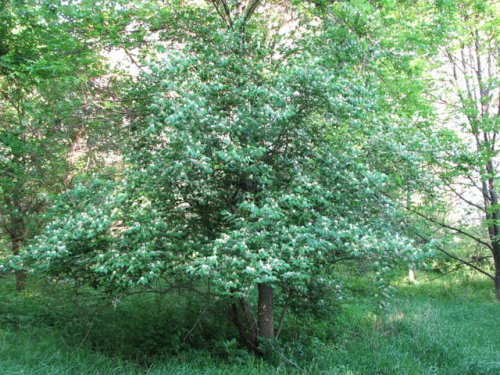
[0,270,498,374]
[0,0,121,281]
[22,2,426,326]
[1,0,498,366]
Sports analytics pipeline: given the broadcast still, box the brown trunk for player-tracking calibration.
[231,302,259,352]
[257,283,274,339]
[495,276,500,301]
[494,249,500,301]
[478,163,500,300]
[240,298,257,344]
[486,198,500,300]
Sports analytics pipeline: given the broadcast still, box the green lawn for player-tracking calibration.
[0,272,498,374]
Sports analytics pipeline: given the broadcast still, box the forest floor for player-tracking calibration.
[0,270,499,375]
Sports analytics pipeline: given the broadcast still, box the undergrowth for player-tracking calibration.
[0,269,498,374]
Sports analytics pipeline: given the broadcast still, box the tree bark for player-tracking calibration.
[493,246,500,301]
[495,274,500,301]
[482,174,500,300]
[231,302,259,352]
[257,283,274,339]
[240,298,257,344]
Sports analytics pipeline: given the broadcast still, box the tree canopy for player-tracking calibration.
[0,0,498,357]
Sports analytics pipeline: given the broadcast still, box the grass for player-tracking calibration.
[0,270,499,375]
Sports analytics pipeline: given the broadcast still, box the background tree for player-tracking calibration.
[0,0,121,290]
[400,0,500,299]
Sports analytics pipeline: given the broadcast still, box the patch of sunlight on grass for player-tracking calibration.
[0,270,498,375]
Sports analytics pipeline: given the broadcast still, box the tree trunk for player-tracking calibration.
[231,302,259,352]
[484,178,500,301]
[493,247,500,301]
[495,276,500,301]
[257,283,274,339]
[240,298,257,344]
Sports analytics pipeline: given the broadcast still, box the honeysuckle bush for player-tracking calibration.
[20,1,431,347]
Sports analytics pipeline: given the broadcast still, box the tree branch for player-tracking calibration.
[413,232,494,280]
[411,209,493,250]
[444,181,485,212]
[275,300,287,339]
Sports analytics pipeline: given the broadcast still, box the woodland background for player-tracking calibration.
[0,0,499,374]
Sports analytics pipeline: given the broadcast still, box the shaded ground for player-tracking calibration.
[0,271,498,374]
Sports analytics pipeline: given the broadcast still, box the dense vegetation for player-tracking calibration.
[1,272,498,374]
[0,0,498,373]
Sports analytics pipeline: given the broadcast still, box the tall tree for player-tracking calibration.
[0,0,119,290]
[26,0,422,350]
[408,0,500,299]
